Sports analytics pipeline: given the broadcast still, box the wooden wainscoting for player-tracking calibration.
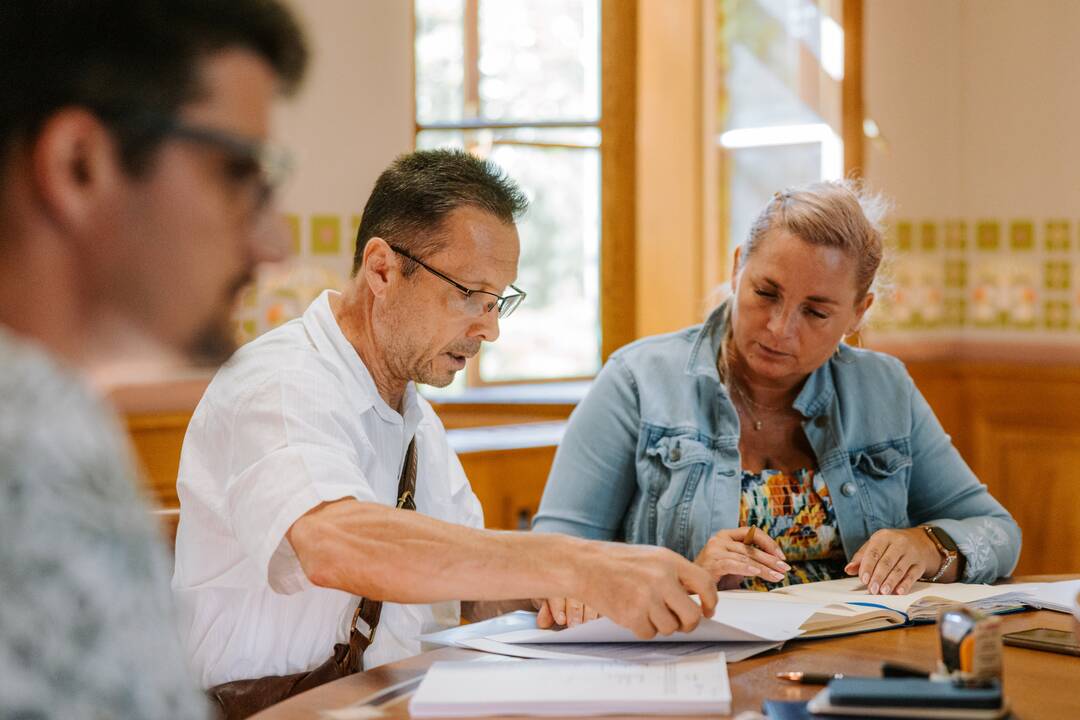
[905,362,1080,575]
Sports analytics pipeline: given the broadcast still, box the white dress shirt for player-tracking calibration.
[172,290,483,688]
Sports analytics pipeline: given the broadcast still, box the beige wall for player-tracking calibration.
[865,0,1080,219]
[277,0,414,216]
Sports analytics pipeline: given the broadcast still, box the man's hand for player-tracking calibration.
[534,597,600,628]
[569,541,718,639]
[845,527,943,594]
[694,527,789,589]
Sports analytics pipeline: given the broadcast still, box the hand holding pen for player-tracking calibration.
[693,525,790,590]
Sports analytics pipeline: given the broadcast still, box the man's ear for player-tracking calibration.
[30,108,124,241]
[362,237,396,298]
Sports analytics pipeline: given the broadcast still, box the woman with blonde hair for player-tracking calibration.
[532,180,1020,629]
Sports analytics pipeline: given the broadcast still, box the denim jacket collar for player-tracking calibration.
[685,298,836,419]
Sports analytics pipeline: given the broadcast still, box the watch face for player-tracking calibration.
[928,526,959,552]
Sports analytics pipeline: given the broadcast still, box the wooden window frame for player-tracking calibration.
[411,0,636,390]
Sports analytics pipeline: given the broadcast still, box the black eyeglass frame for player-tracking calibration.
[389,245,526,319]
[99,110,293,215]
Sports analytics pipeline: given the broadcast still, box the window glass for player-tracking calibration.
[415,0,465,124]
[478,0,600,122]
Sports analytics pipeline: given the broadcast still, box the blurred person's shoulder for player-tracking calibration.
[0,327,208,717]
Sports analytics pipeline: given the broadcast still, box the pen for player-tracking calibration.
[776,664,930,685]
[776,672,846,685]
[744,525,757,547]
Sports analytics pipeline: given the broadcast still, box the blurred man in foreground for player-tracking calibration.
[0,1,308,716]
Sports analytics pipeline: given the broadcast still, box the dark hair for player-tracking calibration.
[0,0,308,173]
[353,149,529,276]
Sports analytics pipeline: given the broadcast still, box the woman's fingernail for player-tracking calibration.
[778,562,791,571]
[870,582,880,594]
[558,613,566,624]
[861,574,870,584]
[770,571,785,581]
[881,585,891,594]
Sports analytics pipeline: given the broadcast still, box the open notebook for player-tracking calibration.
[423,579,1080,657]
[756,576,1080,627]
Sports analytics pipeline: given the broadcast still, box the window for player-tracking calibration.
[414,0,603,386]
[717,0,851,250]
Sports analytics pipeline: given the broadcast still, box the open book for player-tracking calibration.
[741,576,1030,628]
[423,579,1080,657]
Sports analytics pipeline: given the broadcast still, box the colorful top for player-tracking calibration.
[739,468,847,591]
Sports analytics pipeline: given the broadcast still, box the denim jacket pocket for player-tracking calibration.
[643,432,713,511]
[849,442,912,525]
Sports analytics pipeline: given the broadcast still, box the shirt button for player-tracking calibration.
[814,416,828,428]
[841,482,857,497]
[669,448,682,462]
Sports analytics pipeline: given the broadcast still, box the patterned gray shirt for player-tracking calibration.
[0,328,207,719]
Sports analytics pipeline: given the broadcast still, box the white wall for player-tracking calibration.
[865,0,1080,219]
[277,0,414,216]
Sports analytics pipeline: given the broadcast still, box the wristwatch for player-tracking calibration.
[921,525,959,583]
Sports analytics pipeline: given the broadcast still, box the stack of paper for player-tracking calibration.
[408,654,731,717]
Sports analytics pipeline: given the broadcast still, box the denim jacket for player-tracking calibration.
[533,303,1021,583]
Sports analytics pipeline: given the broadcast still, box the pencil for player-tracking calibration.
[744,525,757,547]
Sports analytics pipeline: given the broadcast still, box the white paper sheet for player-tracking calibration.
[409,654,731,717]
[1000,579,1080,614]
[484,595,821,644]
[458,636,782,663]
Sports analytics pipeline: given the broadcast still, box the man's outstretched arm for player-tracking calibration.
[287,498,717,639]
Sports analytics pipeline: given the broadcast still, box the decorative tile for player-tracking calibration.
[871,216,1080,340]
[1046,220,1070,252]
[284,213,301,255]
[310,215,342,255]
[944,259,967,289]
[944,221,967,251]
[350,214,363,260]
[944,297,966,327]
[895,221,913,252]
[1044,260,1071,291]
[976,221,1000,251]
[1010,221,1035,251]
[920,222,938,252]
[1045,300,1070,330]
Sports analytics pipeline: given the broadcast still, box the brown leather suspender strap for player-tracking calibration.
[340,437,418,668]
[208,436,419,720]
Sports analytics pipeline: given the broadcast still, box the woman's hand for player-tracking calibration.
[845,527,943,594]
[534,597,601,628]
[694,527,790,590]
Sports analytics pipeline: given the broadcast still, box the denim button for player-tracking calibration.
[669,448,682,462]
[841,481,857,497]
[814,416,828,428]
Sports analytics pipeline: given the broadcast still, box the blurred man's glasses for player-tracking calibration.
[104,111,292,218]
[154,118,292,217]
[389,245,526,319]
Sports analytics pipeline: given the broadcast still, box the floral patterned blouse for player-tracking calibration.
[739,468,847,591]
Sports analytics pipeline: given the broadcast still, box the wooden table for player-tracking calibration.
[252,609,1079,719]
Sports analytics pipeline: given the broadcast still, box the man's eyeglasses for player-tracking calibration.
[389,245,526,319]
[105,111,292,218]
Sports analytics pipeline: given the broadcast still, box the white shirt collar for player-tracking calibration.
[301,289,424,437]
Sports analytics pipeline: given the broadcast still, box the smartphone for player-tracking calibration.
[1002,627,1080,657]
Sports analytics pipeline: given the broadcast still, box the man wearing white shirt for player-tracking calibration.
[173,150,717,715]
